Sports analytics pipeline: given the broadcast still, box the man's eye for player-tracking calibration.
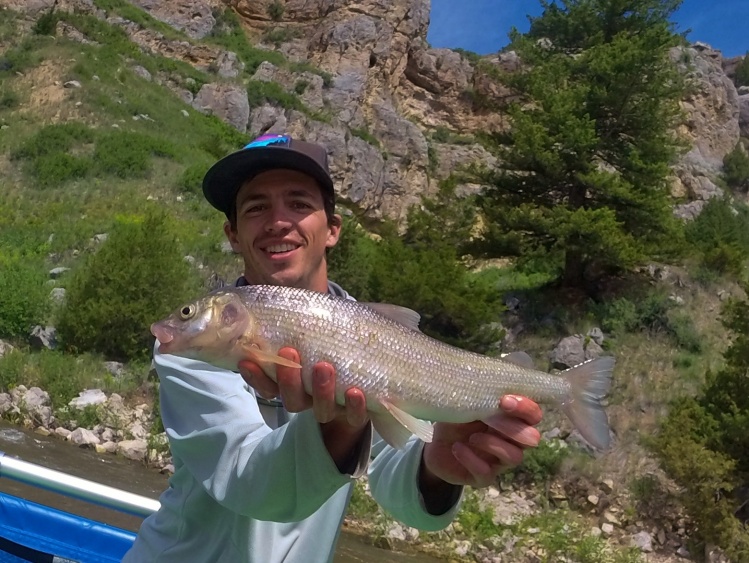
[291,201,312,210]
[244,204,265,214]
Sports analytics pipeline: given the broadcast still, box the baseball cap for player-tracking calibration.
[202,133,335,217]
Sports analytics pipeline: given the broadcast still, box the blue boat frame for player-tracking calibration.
[0,492,136,563]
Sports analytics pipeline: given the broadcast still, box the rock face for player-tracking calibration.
[128,0,220,39]
[670,44,741,219]
[2,0,746,224]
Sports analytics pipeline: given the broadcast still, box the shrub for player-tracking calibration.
[246,80,303,111]
[735,52,749,87]
[293,80,309,95]
[35,351,90,409]
[267,1,284,21]
[56,209,200,362]
[0,349,25,392]
[178,161,212,195]
[350,127,380,148]
[31,153,93,186]
[685,196,749,276]
[513,439,570,483]
[653,286,749,556]
[591,291,701,351]
[13,122,95,161]
[207,8,285,75]
[32,12,60,35]
[93,131,178,179]
[722,142,749,190]
[0,38,44,77]
[263,27,300,47]
[0,89,19,109]
[0,254,48,339]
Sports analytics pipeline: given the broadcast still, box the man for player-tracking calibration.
[124,133,542,562]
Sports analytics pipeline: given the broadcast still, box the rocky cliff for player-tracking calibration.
[4,0,747,225]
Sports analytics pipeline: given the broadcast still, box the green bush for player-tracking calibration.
[513,439,570,483]
[0,37,45,77]
[56,209,200,362]
[246,80,303,111]
[591,291,701,351]
[35,351,90,409]
[32,12,60,36]
[723,142,749,190]
[13,122,95,160]
[267,1,284,21]
[350,127,380,148]
[178,161,212,195]
[263,27,300,47]
[0,255,48,339]
[0,89,19,109]
[735,52,749,87]
[653,286,749,556]
[207,8,285,75]
[0,349,25,393]
[31,153,93,186]
[685,196,749,276]
[93,131,177,179]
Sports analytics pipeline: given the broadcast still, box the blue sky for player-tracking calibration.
[427,0,749,59]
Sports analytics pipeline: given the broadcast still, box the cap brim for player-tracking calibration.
[202,147,334,215]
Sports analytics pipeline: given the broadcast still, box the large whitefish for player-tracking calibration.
[151,285,615,450]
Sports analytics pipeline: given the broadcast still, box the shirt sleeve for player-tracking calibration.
[367,435,463,531]
[155,346,356,522]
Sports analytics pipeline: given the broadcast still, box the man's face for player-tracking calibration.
[224,169,341,292]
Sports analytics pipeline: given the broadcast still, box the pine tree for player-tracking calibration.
[476,0,686,289]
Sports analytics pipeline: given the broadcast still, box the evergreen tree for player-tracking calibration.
[475,0,686,289]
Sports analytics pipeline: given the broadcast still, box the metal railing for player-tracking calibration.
[0,451,160,518]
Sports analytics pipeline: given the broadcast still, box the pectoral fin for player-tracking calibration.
[372,399,433,450]
[241,344,302,369]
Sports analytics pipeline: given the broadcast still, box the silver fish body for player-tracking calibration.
[152,285,614,450]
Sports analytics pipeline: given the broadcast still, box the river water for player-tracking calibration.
[0,422,444,562]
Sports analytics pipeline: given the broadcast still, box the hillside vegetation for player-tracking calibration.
[1,1,749,560]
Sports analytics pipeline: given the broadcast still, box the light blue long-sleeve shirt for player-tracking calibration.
[123,283,462,562]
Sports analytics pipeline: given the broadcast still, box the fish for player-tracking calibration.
[151,285,614,451]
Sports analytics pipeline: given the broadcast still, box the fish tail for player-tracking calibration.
[559,356,615,450]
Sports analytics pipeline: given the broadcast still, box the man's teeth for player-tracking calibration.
[266,243,297,253]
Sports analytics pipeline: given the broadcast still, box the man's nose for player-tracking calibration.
[264,206,292,231]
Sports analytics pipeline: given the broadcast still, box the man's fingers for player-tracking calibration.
[276,348,310,412]
[311,362,337,423]
[482,413,541,447]
[451,442,495,488]
[500,395,543,425]
[468,432,525,467]
[238,361,279,400]
[344,388,368,428]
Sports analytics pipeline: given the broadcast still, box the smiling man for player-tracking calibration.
[124,134,543,563]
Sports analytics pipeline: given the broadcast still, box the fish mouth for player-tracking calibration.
[151,322,175,353]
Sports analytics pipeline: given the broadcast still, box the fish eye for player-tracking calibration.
[179,304,196,319]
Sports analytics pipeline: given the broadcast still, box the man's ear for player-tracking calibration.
[326,214,342,248]
[223,221,242,253]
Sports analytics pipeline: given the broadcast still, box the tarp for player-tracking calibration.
[0,492,135,562]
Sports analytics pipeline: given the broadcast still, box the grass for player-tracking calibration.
[511,510,643,563]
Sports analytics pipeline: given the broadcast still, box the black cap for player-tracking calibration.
[202,133,335,217]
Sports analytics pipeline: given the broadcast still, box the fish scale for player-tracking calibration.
[152,285,615,450]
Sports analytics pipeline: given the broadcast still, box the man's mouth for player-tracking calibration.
[263,243,300,255]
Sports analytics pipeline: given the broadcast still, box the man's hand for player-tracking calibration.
[238,347,369,471]
[421,395,543,491]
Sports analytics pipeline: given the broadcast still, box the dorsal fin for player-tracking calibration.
[362,303,421,331]
[501,351,536,369]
